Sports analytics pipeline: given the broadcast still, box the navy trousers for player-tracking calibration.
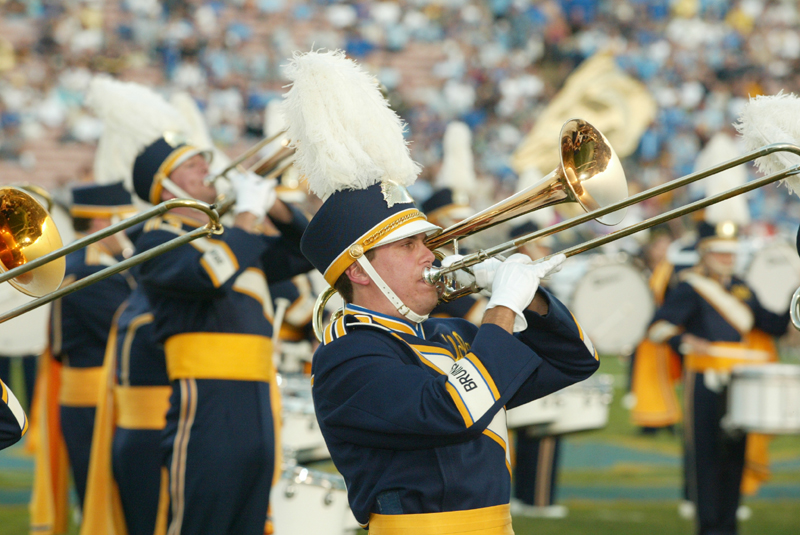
[684,371,746,535]
[113,428,164,535]
[162,378,275,535]
[59,405,96,509]
[514,431,561,506]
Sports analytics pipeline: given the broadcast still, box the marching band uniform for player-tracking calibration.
[47,183,136,511]
[129,136,312,535]
[110,286,170,535]
[85,75,315,534]
[80,218,171,535]
[0,378,27,450]
[312,296,596,530]
[648,221,788,535]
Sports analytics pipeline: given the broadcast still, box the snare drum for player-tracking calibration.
[539,374,613,436]
[726,364,800,434]
[745,241,800,315]
[569,258,655,356]
[505,393,561,428]
[272,466,359,534]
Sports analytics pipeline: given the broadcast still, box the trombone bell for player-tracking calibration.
[425,119,628,250]
[0,187,65,297]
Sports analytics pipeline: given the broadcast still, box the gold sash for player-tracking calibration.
[114,386,171,430]
[59,366,103,407]
[165,333,273,382]
[369,504,513,535]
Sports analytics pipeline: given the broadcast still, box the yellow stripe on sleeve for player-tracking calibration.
[445,383,474,427]
[465,354,500,401]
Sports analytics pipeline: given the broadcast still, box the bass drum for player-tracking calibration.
[569,257,655,356]
[745,241,800,315]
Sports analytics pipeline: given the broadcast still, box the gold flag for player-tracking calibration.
[512,52,657,175]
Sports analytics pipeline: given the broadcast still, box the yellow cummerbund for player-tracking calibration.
[686,342,771,373]
[114,386,172,430]
[369,504,513,535]
[60,366,103,407]
[165,332,273,382]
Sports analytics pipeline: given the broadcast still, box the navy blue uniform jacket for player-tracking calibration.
[311,290,598,525]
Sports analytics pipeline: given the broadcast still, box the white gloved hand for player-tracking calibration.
[486,253,566,332]
[230,169,278,219]
[472,257,503,296]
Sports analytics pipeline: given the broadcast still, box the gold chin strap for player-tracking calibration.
[355,256,428,324]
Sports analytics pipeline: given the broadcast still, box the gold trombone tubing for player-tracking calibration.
[204,130,288,186]
[425,143,800,289]
[0,198,223,324]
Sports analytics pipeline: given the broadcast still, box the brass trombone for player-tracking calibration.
[204,130,295,188]
[0,186,224,324]
[312,140,800,341]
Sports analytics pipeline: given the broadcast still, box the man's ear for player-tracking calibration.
[346,261,370,287]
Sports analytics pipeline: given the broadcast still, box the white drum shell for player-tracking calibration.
[727,364,800,434]
[744,241,800,315]
[272,467,357,535]
[508,375,613,435]
[280,375,330,461]
[569,259,655,356]
[506,394,561,428]
[543,375,613,435]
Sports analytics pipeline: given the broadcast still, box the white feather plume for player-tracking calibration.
[735,91,800,196]
[436,121,476,198]
[280,50,421,200]
[86,75,190,192]
[695,132,750,226]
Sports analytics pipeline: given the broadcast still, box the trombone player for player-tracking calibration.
[89,76,313,535]
[287,50,600,535]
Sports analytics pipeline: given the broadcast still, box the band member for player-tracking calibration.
[285,50,599,534]
[86,75,313,534]
[42,183,137,515]
[648,220,789,535]
[81,222,171,535]
[0,377,27,450]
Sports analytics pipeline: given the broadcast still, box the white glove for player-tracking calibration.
[486,253,566,332]
[472,257,503,296]
[230,169,278,219]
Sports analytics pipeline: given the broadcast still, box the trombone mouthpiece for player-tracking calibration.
[423,265,442,285]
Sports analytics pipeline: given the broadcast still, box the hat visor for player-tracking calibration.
[375,219,441,247]
[700,238,739,254]
[173,147,213,171]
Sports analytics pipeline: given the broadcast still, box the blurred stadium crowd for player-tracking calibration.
[1,0,800,233]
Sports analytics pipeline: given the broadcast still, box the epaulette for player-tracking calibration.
[321,313,391,345]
